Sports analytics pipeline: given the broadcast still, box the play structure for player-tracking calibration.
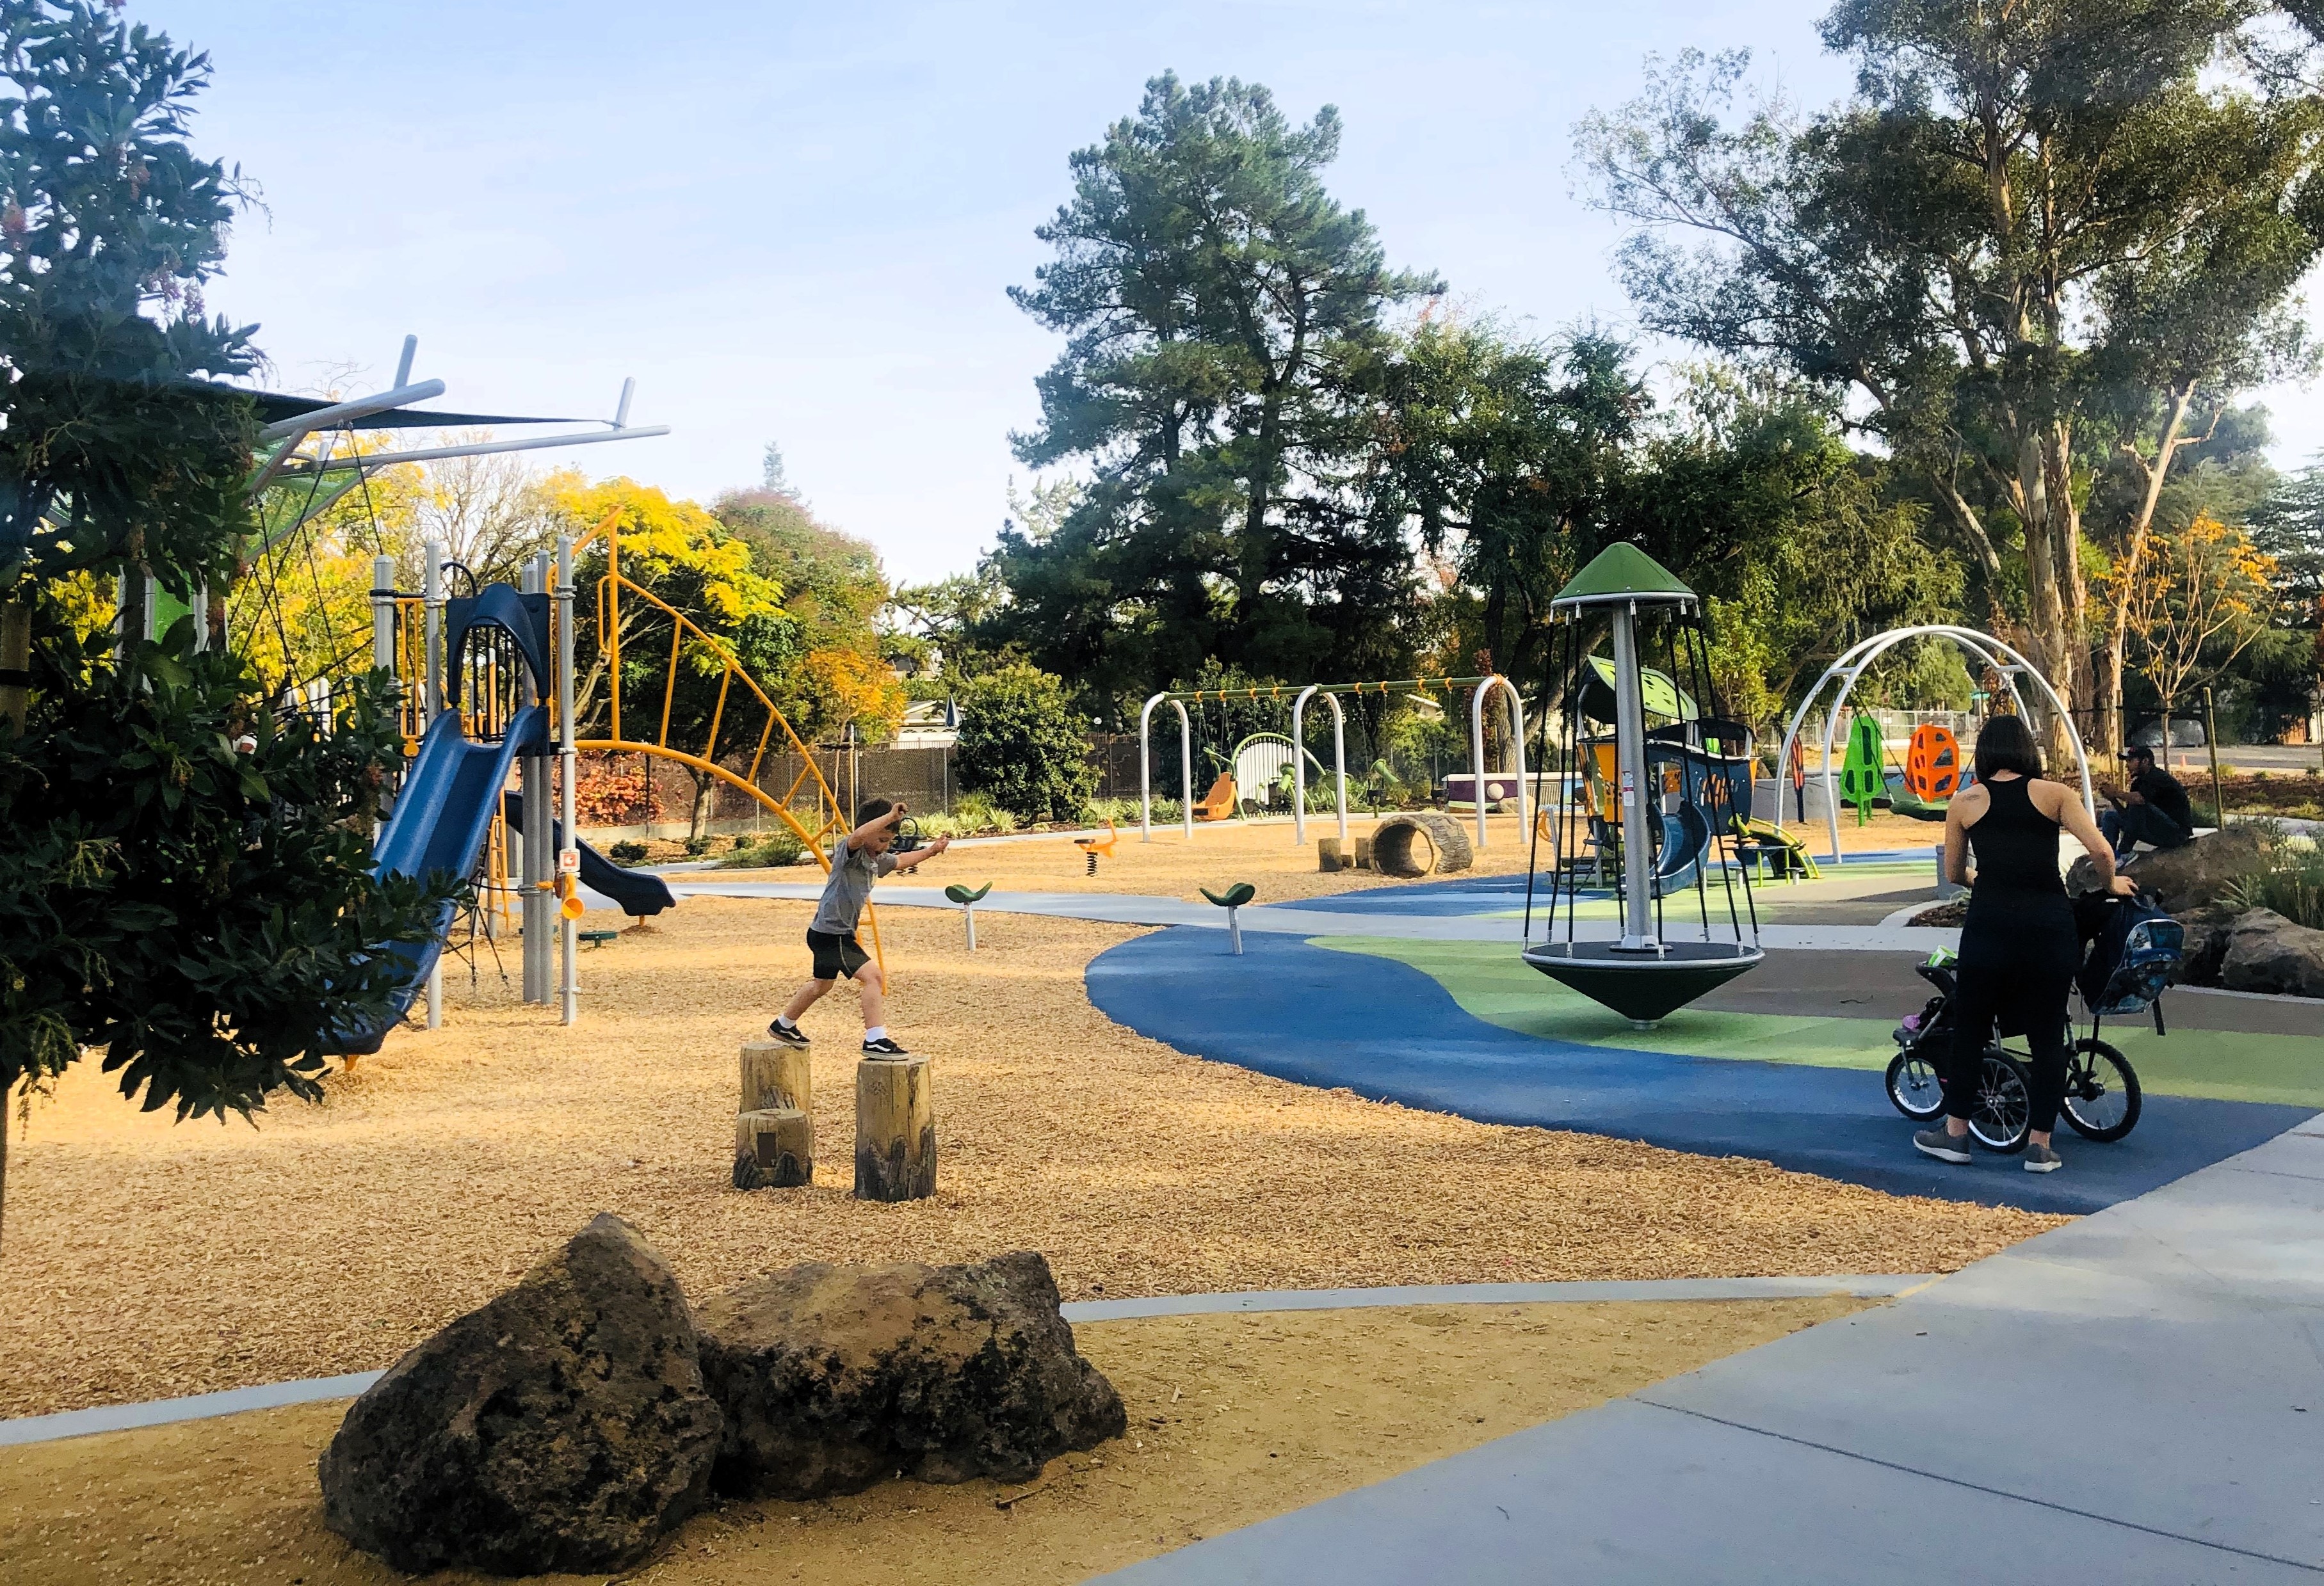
[1137,675,1527,851]
[1522,544,1763,1027]
[1775,626,2093,863]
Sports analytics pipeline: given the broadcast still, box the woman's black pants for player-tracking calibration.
[1946,963,2069,1135]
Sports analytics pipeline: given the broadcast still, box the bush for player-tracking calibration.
[682,835,711,857]
[947,790,1021,834]
[722,828,806,869]
[608,840,649,867]
[955,663,1097,826]
[2222,842,2324,930]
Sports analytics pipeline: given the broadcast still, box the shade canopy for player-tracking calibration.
[1553,542,1696,609]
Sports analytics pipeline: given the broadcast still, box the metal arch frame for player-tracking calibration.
[1774,624,2093,864]
[1290,685,1350,846]
[1467,673,1528,849]
[1138,693,1195,840]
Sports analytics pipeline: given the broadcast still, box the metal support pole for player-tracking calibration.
[2204,686,2224,830]
[1468,674,1528,849]
[557,536,579,1025]
[1180,703,1194,838]
[1293,686,1353,849]
[1610,603,1658,952]
[523,555,553,1005]
[423,541,446,1029]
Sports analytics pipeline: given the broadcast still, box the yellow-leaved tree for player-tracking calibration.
[2113,515,2279,733]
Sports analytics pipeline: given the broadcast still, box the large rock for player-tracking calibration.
[2218,908,2324,998]
[319,1214,723,1576]
[2172,906,2239,986]
[697,1250,1124,1500]
[2068,825,2273,913]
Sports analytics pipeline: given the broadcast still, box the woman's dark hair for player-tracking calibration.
[1973,714,2045,781]
[855,797,895,826]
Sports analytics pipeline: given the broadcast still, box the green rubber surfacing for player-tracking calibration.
[1323,936,2324,1110]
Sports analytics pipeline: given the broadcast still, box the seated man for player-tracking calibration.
[2099,744,2195,858]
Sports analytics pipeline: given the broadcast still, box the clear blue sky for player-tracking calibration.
[154,1,2324,578]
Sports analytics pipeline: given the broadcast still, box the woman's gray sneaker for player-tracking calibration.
[1914,1127,1974,1164]
[2023,1142,2063,1173]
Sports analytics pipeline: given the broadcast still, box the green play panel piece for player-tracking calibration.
[1203,883,1256,909]
[1323,936,2324,1109]
[944,883,993,905]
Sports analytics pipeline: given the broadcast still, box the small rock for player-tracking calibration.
[318,1214,722,1576]
[697,1250,1125,1500]
[2218,908,2324,998]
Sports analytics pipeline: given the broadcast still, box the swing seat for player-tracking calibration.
[1193,774,1238,822]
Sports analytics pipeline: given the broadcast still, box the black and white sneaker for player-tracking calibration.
[766,1019,810,1048]
[862,1036,911,1057]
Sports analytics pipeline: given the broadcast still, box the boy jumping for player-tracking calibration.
[768,797,950,1055]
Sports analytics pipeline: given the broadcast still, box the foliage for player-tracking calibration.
[721,828,805,867]
[556,474,801,839]
[954,662,1096,824]
[993,72,1440,705]
[0,624,449,1116]
[2111,513,2279,724]
[1576,18,2324,742]
[606,839,648,866]
[2220,841,2324,930]
[0,2,437,1196]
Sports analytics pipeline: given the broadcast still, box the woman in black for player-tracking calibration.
[1917,716,2132,1173]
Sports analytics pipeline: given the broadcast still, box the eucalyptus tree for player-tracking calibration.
[1578,4,2324,751]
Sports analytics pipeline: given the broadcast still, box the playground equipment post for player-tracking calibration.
[422,538,446,1030]
[1610,600,1657,951]
[557,535,578,1025]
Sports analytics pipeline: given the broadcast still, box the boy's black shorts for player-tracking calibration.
[807,928,870,981]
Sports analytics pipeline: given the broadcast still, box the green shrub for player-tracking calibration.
[722,828,807,869]
[947,790,1021,834]
[682,835,712,857]
[608,840,649,867]
[2222,842,2324,930]
[955,663,1098,825]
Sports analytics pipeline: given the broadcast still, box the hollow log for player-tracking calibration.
[734,1107,813,1190]
[854,1056,936,1203]
[741,1039,812,1116]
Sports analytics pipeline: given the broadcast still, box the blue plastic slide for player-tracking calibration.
[499,792,675,918]
[327,707,547,1056]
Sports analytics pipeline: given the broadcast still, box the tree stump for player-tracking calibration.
[733,1108,813,1189]
[740,1039,812,1116]
[1318,836,1376,873]
[854,1056,936,1202]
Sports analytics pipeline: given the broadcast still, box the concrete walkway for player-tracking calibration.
[1097,1116,2324,1583]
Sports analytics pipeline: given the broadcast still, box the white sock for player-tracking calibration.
[866,1025,887,1043]
[775,1014,798,1030]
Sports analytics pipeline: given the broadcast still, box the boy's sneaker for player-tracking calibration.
[862,1036,911,1057]
[766,1019,810,1048]
[1914,1126,1973,1164]
[2023,1142,2063,1173]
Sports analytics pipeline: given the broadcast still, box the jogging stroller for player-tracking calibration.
[1884,892,2179,1151]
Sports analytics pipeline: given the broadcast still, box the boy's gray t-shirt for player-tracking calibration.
[810,842,898,936]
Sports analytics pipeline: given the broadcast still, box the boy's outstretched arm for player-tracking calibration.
[844,800,908,852]
[891,833,951,871]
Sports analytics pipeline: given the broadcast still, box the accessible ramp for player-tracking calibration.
[328,707,546,1057]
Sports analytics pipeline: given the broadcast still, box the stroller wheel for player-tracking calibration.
[2062,1038,2142,1142]
[1884,1050,1946,1122]
[1965,1048,2031,1154]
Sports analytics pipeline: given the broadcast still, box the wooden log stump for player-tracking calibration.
[1319,836,1376,873]
[740,1039,812,1115]
[734,1107,813,1189]
[853,1056,936,1202]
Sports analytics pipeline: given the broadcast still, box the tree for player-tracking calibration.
[996,72,1440,703]
[0,1,437,1246]
[1578,17,2324,755]
[955,662,1097,824]
[2114,513,2279,730]
[555,474,801,841]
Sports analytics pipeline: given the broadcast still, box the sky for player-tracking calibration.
[154,0,2324,580]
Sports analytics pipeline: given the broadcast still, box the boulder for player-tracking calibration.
[319,1214,722,1576]
[697,1249,1124,1500]
[2067,825,2273,913]
[2218,908,2324,998]
[2171,906,2238,987]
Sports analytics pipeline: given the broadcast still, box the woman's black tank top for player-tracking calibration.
[1964,776,2063,898]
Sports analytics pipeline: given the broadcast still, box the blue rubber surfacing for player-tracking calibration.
[1085,930,2309,1214]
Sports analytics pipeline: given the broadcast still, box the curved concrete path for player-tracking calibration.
[1098,1116,2324,1583]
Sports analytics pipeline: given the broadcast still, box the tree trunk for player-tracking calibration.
[2099,387,2199,759]
[688,771,715,844]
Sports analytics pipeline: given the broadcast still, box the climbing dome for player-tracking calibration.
[1521,544,1763,1027]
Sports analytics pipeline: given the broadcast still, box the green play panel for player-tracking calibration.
[1323,936,2324,1110]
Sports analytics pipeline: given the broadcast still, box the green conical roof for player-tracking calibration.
[1553,543,1695,607]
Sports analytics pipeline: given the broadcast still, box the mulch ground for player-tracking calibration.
[0,894,2059,1420]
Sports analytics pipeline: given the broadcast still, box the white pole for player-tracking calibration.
[1469,675,1524,848]
[1329,691,1348,844]
[1226,906,1243,956]
[1293,685,1317,844]
[1611,604,1657,951]
[520,558,543,1004]
[1179,701,1193,838]
[556,535,579,1026]
[1139,693,1164,842]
